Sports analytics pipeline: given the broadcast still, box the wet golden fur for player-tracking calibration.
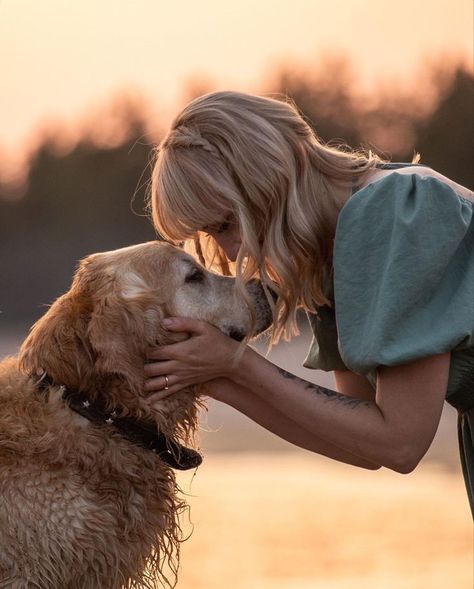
[0,241,269,588]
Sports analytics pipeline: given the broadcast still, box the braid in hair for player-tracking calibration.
[162,126,219,156]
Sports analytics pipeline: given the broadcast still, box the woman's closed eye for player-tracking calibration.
[215,221,230,234]
[203,215,234,236]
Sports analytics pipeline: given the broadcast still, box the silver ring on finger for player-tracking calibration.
[164,375,169,390]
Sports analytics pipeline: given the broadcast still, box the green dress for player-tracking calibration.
[303,164,474,516]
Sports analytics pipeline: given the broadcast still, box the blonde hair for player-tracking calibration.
[149,90,390,342]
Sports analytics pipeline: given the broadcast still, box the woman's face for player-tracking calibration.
[203,215,241,261]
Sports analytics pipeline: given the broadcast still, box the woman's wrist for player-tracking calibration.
[226,345,261,388]
[204,345,262,404]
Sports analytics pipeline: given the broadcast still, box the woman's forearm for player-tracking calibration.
[234,348,388,465]
[225,347,448,472]
[209,379,380,469]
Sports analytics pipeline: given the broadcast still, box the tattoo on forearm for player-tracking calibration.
[278,368,298,380]
[277,367,370,409]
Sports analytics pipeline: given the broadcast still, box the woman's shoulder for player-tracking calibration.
[336,163,473,263]
[338,165,473,232]
[353,164,473,203]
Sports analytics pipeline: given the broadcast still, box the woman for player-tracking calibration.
[145,91,474,514]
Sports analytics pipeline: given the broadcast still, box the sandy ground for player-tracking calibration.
[174,453,472,589]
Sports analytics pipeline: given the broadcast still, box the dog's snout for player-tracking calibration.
[245,279,274,335]
[227,328,246,342]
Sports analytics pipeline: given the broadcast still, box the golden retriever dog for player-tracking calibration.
[0,241,272,589]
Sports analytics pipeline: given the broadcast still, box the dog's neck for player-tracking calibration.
[33,369,202,471]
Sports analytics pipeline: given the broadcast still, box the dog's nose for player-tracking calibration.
[227,328,246,342]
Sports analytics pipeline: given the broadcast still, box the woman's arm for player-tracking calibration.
[145,318,450,473]
[231,347,449,473]
[334,370,376,400]
[205,377,381,469]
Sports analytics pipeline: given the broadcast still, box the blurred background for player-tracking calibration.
[0,1,473,587]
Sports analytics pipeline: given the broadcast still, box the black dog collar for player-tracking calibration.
[34,370,202,471]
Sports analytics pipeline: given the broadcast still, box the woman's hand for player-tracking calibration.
[144,317,241,401]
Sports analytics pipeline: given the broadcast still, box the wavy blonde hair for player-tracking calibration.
[150,90,389,342]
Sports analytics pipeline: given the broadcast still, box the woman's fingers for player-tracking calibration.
[144,360,175,377]
[162,316,207,335]
[143,317,239,400]
[146,333,195,361]
[144,373,175,393]
[147,345,181,361]
[146,383,183,402]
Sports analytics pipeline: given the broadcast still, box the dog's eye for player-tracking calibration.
[185,268,205,283]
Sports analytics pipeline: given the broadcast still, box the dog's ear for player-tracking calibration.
[19,291,95,389]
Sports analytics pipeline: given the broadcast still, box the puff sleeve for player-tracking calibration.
[333,173,474,375]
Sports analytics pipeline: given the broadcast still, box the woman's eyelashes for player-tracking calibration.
[204,215,234,236]
[216,221,230,234]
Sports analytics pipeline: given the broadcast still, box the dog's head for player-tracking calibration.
[19,241,272,436]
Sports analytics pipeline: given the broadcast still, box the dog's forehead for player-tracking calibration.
[95,241,179,269]
[88,242,200,291]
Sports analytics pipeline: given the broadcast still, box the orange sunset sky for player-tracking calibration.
[0,0,473,171]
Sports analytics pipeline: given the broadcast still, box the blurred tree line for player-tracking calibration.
[1,58,472,325]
